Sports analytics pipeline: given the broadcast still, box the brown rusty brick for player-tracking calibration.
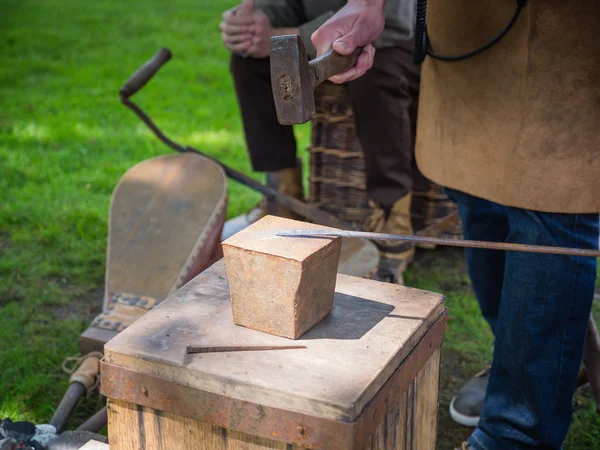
[221,215,342,339]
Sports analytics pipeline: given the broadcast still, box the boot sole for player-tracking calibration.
[449,397,480,428]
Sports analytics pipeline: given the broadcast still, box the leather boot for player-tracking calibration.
[364,193,415,285]
[263,160,304,220]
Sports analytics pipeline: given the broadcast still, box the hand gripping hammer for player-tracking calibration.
[270,34,361,125]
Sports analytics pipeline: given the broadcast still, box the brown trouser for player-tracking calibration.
[230,43,422,209]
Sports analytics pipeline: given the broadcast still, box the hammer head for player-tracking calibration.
[270,35,315,125]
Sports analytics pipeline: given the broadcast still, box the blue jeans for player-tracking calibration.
[444,188,599,450]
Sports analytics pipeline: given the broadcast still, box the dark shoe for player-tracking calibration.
[449,365,491,427]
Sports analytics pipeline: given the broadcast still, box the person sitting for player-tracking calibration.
[220,0,421,283]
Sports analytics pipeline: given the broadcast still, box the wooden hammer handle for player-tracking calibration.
[120,48,172,99]
[309,47,362,87]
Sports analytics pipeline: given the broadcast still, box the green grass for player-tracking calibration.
[0,1,598,448]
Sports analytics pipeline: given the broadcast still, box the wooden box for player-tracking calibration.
[101,260,447,450]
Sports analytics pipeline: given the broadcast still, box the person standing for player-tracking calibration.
[311,1,600,449]
[220,0,422,283]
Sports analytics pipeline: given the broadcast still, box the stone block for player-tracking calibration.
[221,215,342,339]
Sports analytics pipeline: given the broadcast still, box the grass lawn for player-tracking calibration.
[1,1,599,448]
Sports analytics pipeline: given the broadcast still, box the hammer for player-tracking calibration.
[270,34,361,125]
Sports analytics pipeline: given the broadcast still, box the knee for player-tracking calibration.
[229,53,267,86]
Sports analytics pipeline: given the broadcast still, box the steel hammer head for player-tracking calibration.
[270,35,315,125]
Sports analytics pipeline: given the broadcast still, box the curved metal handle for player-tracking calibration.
[120,48,172,98]
[309,47,362,87]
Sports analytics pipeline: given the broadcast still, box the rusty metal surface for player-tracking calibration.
[270,35,361,125]
[277,229,600,258]
[101,310,447,449]
[270,34,314,125]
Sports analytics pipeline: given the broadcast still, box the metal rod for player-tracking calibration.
[121,97,186,153]
[187,345,307,354]
[50,382,86,433]
[120,96,350,230]
[276,229,600,258]
[75,406,108,433]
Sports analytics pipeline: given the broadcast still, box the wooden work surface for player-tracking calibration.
[103,259,445,422]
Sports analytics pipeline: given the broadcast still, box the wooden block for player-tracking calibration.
[221,215,342,339]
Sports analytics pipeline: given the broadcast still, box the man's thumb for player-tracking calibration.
[332,33,357,55]
[312,28,343,56]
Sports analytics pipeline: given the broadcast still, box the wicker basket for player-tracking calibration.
[308,82,462,238]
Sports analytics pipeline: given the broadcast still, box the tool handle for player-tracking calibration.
[120,48,172,99]
[309,47,362,87]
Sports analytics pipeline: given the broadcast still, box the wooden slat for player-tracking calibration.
[369,349,440,450]
[107,349,440,450]
[413,349,440,449]
[108,399,305,450]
